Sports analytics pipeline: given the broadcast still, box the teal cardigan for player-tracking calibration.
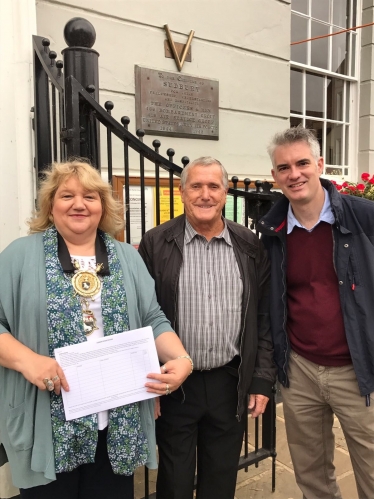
[0,233,173,489]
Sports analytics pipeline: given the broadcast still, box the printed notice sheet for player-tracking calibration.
[54,326,160,421]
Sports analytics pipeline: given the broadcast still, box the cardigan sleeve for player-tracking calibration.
[0,240,19,335]
[114,240,174,339]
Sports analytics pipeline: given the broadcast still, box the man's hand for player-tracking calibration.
[248,394,269,418]
[154,397,161,419]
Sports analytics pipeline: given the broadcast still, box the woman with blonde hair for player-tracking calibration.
[0,160,192,499]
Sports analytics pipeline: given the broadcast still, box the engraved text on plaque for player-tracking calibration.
[135,66,219,140]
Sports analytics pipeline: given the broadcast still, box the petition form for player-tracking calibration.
[55,326,160,421]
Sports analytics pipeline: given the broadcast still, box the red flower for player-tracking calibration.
[357,184,365,191]
[348,185,357,191]
[342,181,349,187]
[336,184,343,191]
[331,180,337,185]
[341,191,349,195]
[369,177,374,185]
[361,173,370,181]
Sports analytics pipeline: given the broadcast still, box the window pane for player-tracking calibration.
[291,116,303,127]
[325,166,343,175]
[291,13,308,64]
[306,119,323,156]
[345,83,350,121]
[350,32,356,77]
[345,125,349,165]
[350,0,357,29]
[331,30,347,74]
[311,21,329,69]
[292,0,308,14]
[306,72,324,118]
[327,77,343,121]
[312,0,330,23]
[326,122,343,165]
[333,0,348,28]
[291,69,303,114]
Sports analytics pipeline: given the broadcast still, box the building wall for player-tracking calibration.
[0,0,291,252]
[0,0,36,252]
[36,0,291,180]
[359,0,374,175]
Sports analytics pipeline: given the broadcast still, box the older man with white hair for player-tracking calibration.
[139,156,275,499]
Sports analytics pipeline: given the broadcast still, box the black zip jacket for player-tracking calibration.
[257,179,374,401]
[138,215,276,420]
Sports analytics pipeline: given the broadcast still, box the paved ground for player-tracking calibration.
[134,403,358,499]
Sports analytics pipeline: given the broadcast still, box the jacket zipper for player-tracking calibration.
[332,226,338,275]
[173,235,185,404]
[236,255,251,421]
[259,224,289,384]
[280,240,289,384]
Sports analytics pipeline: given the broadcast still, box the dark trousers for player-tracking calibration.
[156,366,246,499]
[20,427,134,499]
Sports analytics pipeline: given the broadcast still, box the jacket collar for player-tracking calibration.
[163,214,257,256]
[164,215,186,244]
[57,231,110,275]
[257,178,345,235]
[225,219,258,256]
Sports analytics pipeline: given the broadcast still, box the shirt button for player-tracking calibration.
[339,281,343,285]
[208,295,211,299]
[207,270,210,274]
[344,244,349,248]
[207,247,210,250]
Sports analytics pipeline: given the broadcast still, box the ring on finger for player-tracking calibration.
[52,375,60,382]
[165,384,171,395]
[161,365,167,373]
[43,378,55,391]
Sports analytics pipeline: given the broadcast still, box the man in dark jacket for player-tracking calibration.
[257,126,374,499]
[139,156,275,499]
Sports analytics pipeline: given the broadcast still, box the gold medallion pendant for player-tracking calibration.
[71,260,104,336]
[71,261,104,298]
[72,270,101,298]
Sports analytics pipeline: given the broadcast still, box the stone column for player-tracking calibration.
[359,0,374,176]
[0,0,36,251]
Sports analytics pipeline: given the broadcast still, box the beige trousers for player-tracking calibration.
[281,350,374,499]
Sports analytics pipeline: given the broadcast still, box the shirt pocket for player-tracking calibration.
[6,402,34,451]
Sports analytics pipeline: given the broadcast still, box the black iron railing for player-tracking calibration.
[31,17,281,498]
[32,36,65,183]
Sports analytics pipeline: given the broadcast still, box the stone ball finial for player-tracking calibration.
[64,18,96,48]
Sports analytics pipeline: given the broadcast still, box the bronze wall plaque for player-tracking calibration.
[135,66,219,140]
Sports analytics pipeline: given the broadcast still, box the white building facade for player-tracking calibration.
[1,0,373,253]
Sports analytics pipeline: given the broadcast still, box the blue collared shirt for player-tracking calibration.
[287,187,335,234]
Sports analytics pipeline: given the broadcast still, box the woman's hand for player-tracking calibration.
[145,356,192,396]
[20,351,69,395]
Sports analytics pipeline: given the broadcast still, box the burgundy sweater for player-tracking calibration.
[286,222,351,366]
